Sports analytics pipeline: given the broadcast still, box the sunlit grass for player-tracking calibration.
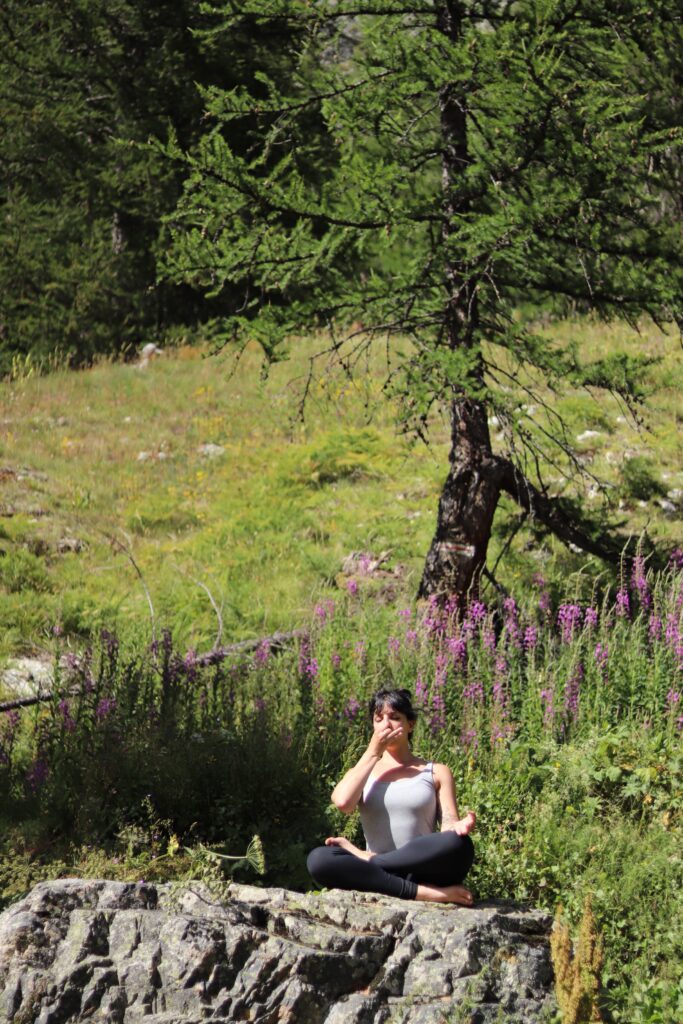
[0,320,681,659]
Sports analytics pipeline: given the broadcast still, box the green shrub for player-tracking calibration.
[621,456,667,502]
[0,547,52,593]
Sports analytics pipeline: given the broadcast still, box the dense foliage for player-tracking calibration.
[0,0,328,374]
[164,0,683,597]
[2,559,682,1021]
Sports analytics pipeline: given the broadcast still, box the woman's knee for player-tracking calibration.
[439,831,475,870]
[307,845,347,886]
[306,846,331,882]
[438,830,470,854]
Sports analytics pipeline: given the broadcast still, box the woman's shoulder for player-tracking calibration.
[431,762,455,785]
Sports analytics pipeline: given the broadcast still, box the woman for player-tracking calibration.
[307,688,476,904]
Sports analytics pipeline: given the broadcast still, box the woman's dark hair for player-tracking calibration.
[368,688,418,724]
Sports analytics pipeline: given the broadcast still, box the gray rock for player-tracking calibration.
[197,444,225,459]
[0,879,555,1023]
[0,658,53,698]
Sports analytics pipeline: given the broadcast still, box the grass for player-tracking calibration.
[0,318,681,668]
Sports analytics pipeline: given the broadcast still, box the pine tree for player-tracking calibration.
[0,0,320,371]
[164,0,682,601]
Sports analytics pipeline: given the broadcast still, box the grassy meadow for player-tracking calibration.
[1,319,682,1023]
[0,318,681,660]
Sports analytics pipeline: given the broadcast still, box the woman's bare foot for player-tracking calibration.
[324,836,373,861]
[415,883,474,906]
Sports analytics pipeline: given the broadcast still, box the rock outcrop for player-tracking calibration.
[0,879,555,1023]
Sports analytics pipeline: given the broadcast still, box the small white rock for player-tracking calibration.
[1,658,54,697]
[657,499,677,513]
[577,430,601,442]
[198,443,225,459]
[137,451,151,462]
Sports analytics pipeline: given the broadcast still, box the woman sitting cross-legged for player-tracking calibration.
[307,688,476,905]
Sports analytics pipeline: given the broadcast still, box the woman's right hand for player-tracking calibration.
[367,721,404,758]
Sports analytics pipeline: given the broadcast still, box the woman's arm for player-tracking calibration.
[433,763,476,835]
[331,721,404,813]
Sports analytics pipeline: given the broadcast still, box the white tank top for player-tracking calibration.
[359,762,437,854]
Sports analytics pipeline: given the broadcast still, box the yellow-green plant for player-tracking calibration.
[551,895,604,1023]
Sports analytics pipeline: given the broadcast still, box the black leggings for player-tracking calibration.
[306,831,474,901]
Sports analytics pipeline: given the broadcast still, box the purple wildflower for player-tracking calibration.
[405,629,419,649]
[665,615,680,649]
[563,664,584,726]
[447,636,467,664]
[183,649,198,681]
[353,640,366,664]
[58,699,76,734]
[483,629,497,653]
[254,697,267,713]
[594,643,609,677]
[523,625,538,652]
[648,615,663,642]
[343,697,361,722]
[460,727,479,753]
[461,617,476,641]
[584,607,598,630]
[631,555,651,609]
[305,657,319,681]
[424,595,445,637]
[398,608,412,621]
[668,549,683,570]
[314,600,335,622]
[387,636,401,657]
[358,553,372,574]
[469,600,487,623]
[428,688,446,736]
[298,636,312,676]
[415,674,428,707]
[463,679,484,703]
[346,578,358,596]
[254,640,271,666]
[434,652,449,687]
[615,588,630,618]
[96,697,116,720]
[557,604,582,643]
[331,652,342,670]
[52,623,63,637]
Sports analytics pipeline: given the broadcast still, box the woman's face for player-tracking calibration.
[372,702,413,743]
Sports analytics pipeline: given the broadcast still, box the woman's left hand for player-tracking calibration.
[452,810,476,836]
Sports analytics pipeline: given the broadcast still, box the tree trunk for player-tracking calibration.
[419,398,503,600]
[419,1,501,602]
